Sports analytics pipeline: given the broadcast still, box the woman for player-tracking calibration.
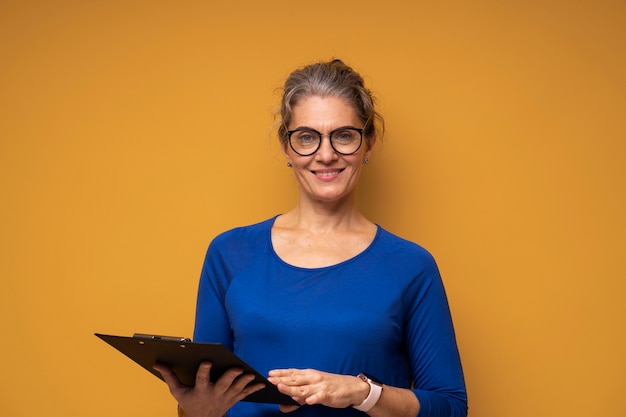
[155,59,467,417]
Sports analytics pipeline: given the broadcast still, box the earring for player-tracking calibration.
[363,158,369,164]
[287,162,292,167]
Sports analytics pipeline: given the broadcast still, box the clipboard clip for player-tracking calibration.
[133,333,192,343]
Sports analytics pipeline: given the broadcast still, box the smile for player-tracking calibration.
[311,168,344,177]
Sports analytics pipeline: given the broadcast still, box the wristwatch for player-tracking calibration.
[352,373,383,412]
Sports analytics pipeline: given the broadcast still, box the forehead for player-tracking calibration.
[290,96,361,129]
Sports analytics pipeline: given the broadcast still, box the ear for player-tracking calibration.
[281,140,291,164]
[363,136,376,160]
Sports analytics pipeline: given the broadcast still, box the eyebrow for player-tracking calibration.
[289,125,361,133]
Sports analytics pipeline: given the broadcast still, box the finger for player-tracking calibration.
[269,369,317,387]
[303,392,323,405]
[213,367,245,392]
[195,362,214,388]
[268,373,302,387]
[232,372,261,390]
[229,372,266,399]
[153,363,174,381]
[273,380,308,401]
[267,376,301,386]
[296,385,310,398]
[236,379,266,401]
[219,372,265,404]
[278,404,301,413]
[268,369,298,377]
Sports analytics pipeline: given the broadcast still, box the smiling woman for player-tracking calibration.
[154,59,468,417]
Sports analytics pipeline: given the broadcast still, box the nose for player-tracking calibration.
[315,135,338,162]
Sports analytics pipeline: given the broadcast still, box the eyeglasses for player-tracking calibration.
[286,126,363,156]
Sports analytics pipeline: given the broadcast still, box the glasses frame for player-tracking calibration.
[286,126,364,156]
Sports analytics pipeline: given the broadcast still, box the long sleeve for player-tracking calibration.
[403,252,467,416]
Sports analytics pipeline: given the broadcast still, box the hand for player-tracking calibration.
[267,369,368,411]
[154,362,265,417]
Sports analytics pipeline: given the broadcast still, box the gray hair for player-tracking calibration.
[277,59,384,147]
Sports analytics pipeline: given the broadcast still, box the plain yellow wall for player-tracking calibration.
[1,1,624,416]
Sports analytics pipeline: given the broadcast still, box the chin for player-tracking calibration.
[311,189,353,203]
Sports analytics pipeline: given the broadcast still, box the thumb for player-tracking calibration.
[154,364,185,396]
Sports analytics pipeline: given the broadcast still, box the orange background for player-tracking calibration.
[1,1,624,416]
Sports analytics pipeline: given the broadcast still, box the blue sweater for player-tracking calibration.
[193,217,467,417]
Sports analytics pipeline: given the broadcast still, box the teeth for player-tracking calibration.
[316,171,340,176]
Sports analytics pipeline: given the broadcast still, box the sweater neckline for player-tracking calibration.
[266,214,382,271]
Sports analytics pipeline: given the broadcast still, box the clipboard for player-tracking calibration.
[95,333,298,405]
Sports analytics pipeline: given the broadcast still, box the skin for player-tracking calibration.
[155,95,420,417]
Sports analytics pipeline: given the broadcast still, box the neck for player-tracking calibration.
[281,194,368,233]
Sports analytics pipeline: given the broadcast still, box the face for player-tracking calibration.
[283,95,372,205]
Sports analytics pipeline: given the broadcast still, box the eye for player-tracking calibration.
[294,131,318,145]
[332,130,357,143]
